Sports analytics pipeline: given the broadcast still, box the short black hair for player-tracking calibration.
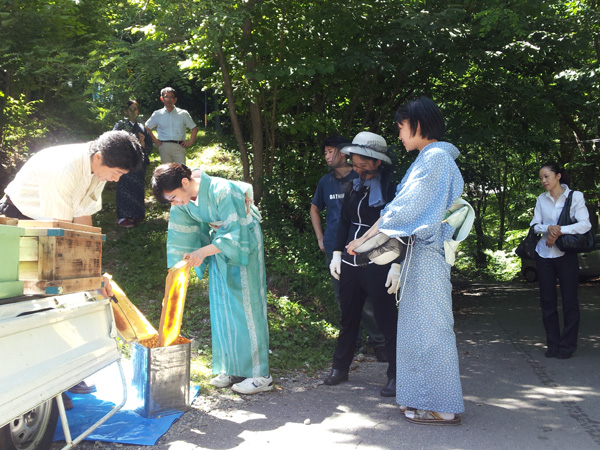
[161,87,177,98]
[394,97,445,141]
[151,163,192,203]
[124,99,139,109]
[321,135,351,153]
[91,130,143,172]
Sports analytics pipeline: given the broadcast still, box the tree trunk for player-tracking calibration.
[249,102,264,201]
[496,162,508,251]
[241,10,264,202]
[216,44,251,183]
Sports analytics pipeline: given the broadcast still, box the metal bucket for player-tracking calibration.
[131,339,191,418]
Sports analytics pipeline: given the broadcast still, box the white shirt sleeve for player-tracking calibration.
[145,111,159,130]
[182,110,197,129]
[531,196,549,234]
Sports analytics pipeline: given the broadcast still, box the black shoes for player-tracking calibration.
[545,350,573,359]
[380,378,396,397]
[68,381,97,394]
[324,369,349,385]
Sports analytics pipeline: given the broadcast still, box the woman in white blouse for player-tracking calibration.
[530,162,591,359]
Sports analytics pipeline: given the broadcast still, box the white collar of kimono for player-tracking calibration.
[190,176,201,205]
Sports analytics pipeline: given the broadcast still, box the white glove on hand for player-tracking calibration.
[385,263,401,295]
[329,251,342,280]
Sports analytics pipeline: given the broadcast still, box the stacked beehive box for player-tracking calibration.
[18,220,104,295]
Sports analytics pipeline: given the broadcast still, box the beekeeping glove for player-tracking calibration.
[385,263,401,295]
[329,251,342,280]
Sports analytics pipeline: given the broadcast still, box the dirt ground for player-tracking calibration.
[53,279,600,450]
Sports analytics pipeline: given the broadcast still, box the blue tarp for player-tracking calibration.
[53,362,200,446]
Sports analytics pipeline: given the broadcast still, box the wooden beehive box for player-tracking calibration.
[18,220,105,295]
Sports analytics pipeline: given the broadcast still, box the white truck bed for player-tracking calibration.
[0,292,123,442]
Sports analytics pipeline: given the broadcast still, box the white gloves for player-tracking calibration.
[329,251,342,280]
[385,263,401,295]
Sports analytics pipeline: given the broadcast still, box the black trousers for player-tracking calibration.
[535,252,580,356]
[332,262,398,379]
[0,196,32,220]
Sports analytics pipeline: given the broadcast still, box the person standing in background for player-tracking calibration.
[531,162,591,360]
[310,136,387,361]
[113,100,154,227]
[145,87,198,164]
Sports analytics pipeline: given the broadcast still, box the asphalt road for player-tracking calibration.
[65,281,600,450]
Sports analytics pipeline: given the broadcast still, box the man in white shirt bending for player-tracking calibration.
[1,130,144,226]
[145,87,198,164]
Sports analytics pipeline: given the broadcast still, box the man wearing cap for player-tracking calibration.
[323,131,400,398]
[310,135,388,361]
[145,87,198,164]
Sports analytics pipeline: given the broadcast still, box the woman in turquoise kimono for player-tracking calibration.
[347,97,464,425]
[151,163,272,395]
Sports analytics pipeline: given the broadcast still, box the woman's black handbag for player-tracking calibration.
[515,226,540,259]
[556,191,595,253]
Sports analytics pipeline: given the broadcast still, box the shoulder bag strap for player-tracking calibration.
[557,190,575,226]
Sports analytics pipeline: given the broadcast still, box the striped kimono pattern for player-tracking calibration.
[166,170,269,378]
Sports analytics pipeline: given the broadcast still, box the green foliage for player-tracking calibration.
[3,0,599,286]
[0,93,47,192]
[481,250,522,281]
[267,294,337,374]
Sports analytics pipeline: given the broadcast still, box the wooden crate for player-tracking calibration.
[18,221,105,295]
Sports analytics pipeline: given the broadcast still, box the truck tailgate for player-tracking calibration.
[0,293,120,429]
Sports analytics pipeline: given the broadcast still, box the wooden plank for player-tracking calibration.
[54,237,102,279]
[17,220,102,234]
[108,278,157,343]
[19,237,39,262]
[0,217,18,226]
[20,227,104,241]
[18,261,39,280]
[62,230,105,241]
[38,236,56,280]
[22,277,103,295]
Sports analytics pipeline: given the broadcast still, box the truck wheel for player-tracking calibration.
[522,266,537,282]
[0,399,58,450]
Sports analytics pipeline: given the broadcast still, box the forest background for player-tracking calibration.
[1,0,598,375]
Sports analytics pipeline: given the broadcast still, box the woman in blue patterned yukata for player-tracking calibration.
[347,97,465,425]
[151,163,272,395]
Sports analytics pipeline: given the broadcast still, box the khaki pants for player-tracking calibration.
[159,142,186,164]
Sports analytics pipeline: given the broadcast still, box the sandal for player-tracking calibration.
[404,409,461,426]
